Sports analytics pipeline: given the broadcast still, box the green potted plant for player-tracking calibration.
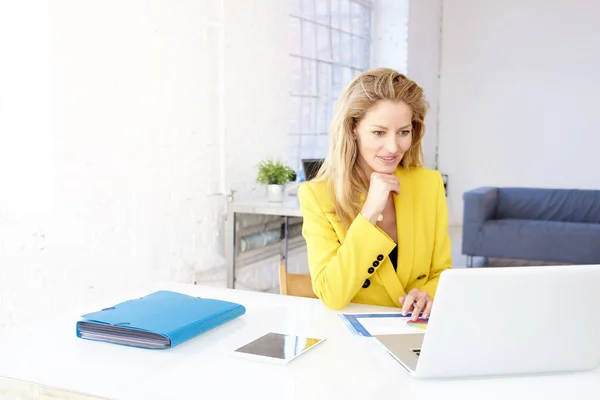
[256,158,296,202]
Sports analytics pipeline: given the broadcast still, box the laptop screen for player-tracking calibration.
[302,158,324,181]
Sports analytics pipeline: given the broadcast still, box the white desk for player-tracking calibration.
[226,195,303,289]
[0,283,598,400]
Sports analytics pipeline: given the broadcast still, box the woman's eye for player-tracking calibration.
[399,130,411,136]
[373,131,385,136]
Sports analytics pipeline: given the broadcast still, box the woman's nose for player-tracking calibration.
[385,135,399,153]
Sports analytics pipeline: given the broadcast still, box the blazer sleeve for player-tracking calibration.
[298,183,397,310]
[420,172,453,299]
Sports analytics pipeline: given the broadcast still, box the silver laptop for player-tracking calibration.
[375,265,600,379]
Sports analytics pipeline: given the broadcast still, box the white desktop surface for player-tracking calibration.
[0,283,598,400]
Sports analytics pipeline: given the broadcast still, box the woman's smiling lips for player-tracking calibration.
[377,155,399,164]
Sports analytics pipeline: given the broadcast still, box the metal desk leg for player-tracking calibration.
[226,210,237,289]
[284,216,289,271]
[231,213,237,289]
[279,216,290,274]
[232,212,237,288]
[278,216,290,294]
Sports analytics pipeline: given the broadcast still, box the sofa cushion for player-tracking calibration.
[496,188,600,223]
[474,219,600,264]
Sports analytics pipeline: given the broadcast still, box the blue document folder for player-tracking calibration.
[76,290,246,349]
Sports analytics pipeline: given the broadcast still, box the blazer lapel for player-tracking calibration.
[394,167,415,289]
[377,258,405,307]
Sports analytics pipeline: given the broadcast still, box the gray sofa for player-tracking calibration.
[462,187,600,266]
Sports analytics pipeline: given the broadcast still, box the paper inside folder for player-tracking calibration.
[76,321,171,349]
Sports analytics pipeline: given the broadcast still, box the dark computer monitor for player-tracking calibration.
[302,158,324,181]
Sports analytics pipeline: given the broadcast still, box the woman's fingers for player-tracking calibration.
[421,297,434,319]
[374,174,400,191]
[402,289,433,321]
[400,293,416,316]
[387,182,401,195]
[411,295,428,321]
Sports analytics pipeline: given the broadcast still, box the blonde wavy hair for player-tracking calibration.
[312,68,428,230]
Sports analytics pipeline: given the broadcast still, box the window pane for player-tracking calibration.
[330,99,339,120]
[318,63,332,133]
[318,62,331,97]
[302,60,317,95]
[302,21,316,59]
[350,1,361,35]
[342,67,353,87]
[315,0,330,26]
[290,0,301,16]
[360,5,371,38]
[300,98,308,134]
[315,135,329,159]
[291,56,303,93]
[340,0,351,33]
[317,25,330,61]
[332,64,343,99]
[317,95,329,134]
[331,30,340,63]
[359,38,370,69]
[290,96,301,133]
[302,0,315,21]
[341,32,352,66]
[301,98,317,134]
[351,35,361,69]
[300,135,317,160]
[331,0,340,29]
[290,17,302,56]
[288,134,301,172]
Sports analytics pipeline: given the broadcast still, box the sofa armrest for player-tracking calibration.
[463,187,499,226]
[462,187,499,257]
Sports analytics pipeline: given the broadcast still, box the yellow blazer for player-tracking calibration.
[297,167,452,310]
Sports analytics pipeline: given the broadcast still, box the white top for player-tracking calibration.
[0,283,598,400]
[228,195,302,217]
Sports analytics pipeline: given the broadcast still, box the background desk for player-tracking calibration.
[226,195,303,289]
[0,283,599,400]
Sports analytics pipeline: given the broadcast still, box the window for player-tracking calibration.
[289,0,373,173]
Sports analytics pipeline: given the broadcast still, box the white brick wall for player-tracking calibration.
[0,0,291,327]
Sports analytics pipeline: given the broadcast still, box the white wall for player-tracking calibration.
[372,0,409,73]
[1,0,55,327]
[407,0,442,169]
[0,0,290,327]
[438,0,600,225]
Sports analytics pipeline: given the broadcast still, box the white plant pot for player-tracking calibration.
[267,184,284,202]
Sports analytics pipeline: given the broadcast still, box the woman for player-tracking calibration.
[298,68,452,319]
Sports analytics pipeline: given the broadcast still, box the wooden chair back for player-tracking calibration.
[278,264,317,298]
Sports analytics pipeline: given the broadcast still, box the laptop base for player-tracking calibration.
[374,333,424,373]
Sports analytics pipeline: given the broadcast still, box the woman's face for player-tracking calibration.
[353,100,413,176]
